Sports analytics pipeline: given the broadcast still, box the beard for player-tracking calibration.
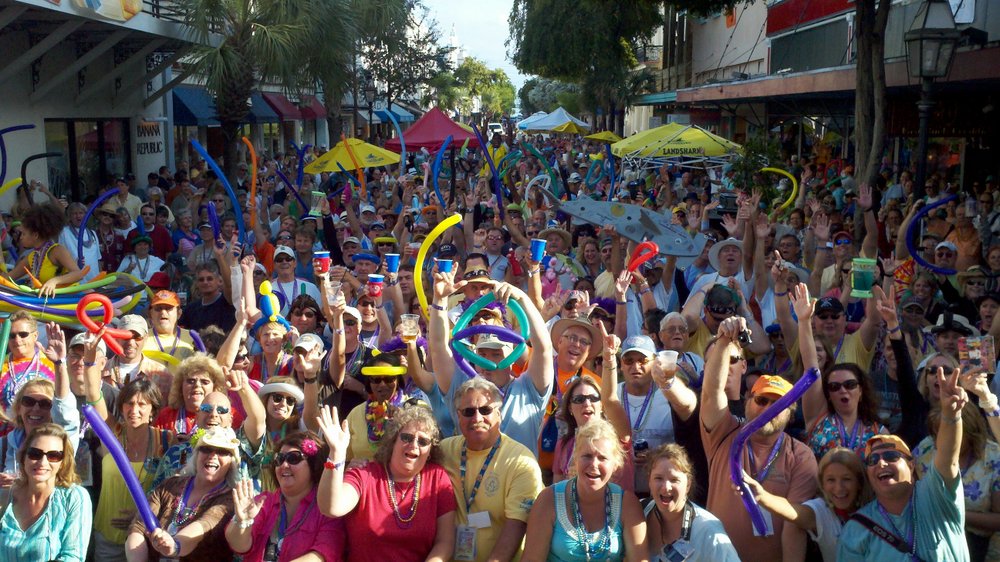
[750,409,790,437]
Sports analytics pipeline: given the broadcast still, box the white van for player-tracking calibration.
[487,122,504,138]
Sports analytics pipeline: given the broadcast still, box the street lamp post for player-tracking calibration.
[905,0,960,199]
[364,77,376,143]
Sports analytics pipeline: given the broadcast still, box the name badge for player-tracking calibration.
[455,525,477,561]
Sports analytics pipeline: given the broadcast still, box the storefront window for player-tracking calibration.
[44,118,131,200]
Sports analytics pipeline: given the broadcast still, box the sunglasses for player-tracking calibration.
[730,355,745,365]
[834,238,852,246]
[817,313,843,320]
[274,256,295,263]
[343,319,359,327]
[459,405,496,417]
[865,450,910,466]
[399,432,432,447]
[9,331,34,340]
[199,446,233,457]
[570,394,601,404]
[752,395,777,407]
[199,404,230,415]
[826,379,860,392]
[463,269,489,280]
[370,378,395,386]
[936,251,955,257]
[622,356,650,366]
[274,451,307,466]
[269,394,297,406]
[967,280,985,287]
[26,447,64,462]
[707,306,736,316]
[21,396,53,410]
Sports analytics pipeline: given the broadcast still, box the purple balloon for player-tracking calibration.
[189,329,206,353]
[82,405,159,530]
[452,324,526,346]
[905,194,958,276]
[450,339,480,379]
[729,367,819,535]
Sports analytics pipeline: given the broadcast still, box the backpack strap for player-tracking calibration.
[849,512,924,561]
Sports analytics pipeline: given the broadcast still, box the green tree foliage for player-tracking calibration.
[518,78,539,114]
[523,78,579,113]
[455,58,516,118]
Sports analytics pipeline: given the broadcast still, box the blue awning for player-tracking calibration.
[172,86,219,126]
[247,92,279,123]
[375,103,415,123]
[634,91,677,106]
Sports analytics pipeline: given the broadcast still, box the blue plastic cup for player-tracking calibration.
[385,253,400,274]
[436,259,453,273]
[530,239,547,262]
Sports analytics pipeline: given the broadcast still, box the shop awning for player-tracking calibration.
[262,92,303,120]
[300,95,327,120]
[375,103,415,123]
[634,91,677,106]
[356,111,382,125]
[172,86,219,126]
[247,92,279,123]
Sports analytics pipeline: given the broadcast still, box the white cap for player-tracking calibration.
[69,332,107,355]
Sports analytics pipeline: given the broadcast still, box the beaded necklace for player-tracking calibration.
[569,477,613,561]
[385,463,422,528]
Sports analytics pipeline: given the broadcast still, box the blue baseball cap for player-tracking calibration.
[352,253,380,264]
[621,335,656,358]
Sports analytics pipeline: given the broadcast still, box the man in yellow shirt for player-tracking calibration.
[480,133,508,178]
[439,378,544,562]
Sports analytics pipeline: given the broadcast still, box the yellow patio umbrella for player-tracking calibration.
[304,137,400,174]
[551,121,591,135]
[584,131,623,143]
[612,123,741,158]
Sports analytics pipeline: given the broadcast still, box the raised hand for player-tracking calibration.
[812,212,831,242]
[858,183,873,211]
[614,270,633,301]
[651,353,678,389]
[754,213,770,238]
[722,214,739,237]
[316,405,350,461]
[789,283,814,322]
[872,285,898,327]
[42,322,66,364]
[717,316,747,342]
[431,266,467,301]
[597,320,620,364]
[938,367,969,418]
[958,368,991,401]
[231,479,264,523]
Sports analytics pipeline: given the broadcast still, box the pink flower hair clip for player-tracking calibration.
[301,438,319,456]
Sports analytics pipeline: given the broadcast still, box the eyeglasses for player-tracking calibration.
[269,394,297,406]
[967,280,985,287]
[561,334,592,347]
[198,446,233,457]
[834,238,852,246]
[277,235,293,241]
[463,269,489,280]
[20,396,53,410]
[9,331,34,340]
[26,447,64,462]
[826,379,860,392]
[752,395,777,407]
[817,313,843,321]
[274,256,295,263]
[865,450,910,466]
[730,356,745,365]
[399,432,432,447]
[459,405,496,417]
[273,451,307,466]
[199,404,230,415]
[570,394,601,404]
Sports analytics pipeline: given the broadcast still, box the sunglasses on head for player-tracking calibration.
[9,331,33,340]
[826,379,859,392]
[199,404,230,415]
[459,405,496,417]
[21,396,52,410]
[26,447,64,462]
[570,394,601,404]
[274,451,307,466]
[269,394,297,406]
[865,449,910,466]
[399,432,432,447]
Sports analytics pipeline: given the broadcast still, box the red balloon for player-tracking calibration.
[628,241,660,272]
[75,294,132,356]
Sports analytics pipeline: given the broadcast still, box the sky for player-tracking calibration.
[422,0,528,98]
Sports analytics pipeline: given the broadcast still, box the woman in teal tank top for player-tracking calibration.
[522,418,648,561]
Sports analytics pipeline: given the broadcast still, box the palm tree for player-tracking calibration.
[178,0,356,177]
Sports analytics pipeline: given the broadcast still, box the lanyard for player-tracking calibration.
[174,406,190,434]
[261,351,286,383]
[834,414,862,450]
[877,491,918,562]
[154,328,180,355]
[460,436,502,512]
[173,477,226,529]
[746,433,784,482]
[624,384,655,432]
[833,334,846,362]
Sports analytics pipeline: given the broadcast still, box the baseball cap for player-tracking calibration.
[118,314,149,337]
[751,375,794,399]
[343,237,360,247]
[352,253,379,264]
[864,434,912,459]
[568,172,583,184]
[360,204,376,214]
[620,335,656,358]
[475,334,513,353]
[705,285,740,309]
[815,297,845,315]
[293,333,323,353]
[437,243,459,259]
[151,290,180,308]
[274,246,294,259]
[69,332,107,355]
[343,306,362,323]
[198,222,213,230]
[147,271,170,291]
[832,231,852,242]
[935,241,958,253]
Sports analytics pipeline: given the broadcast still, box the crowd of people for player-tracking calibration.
[0,129,996,562]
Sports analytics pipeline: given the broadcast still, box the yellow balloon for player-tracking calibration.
[143,349,180,366]
[0,178,22,197]
[414,213,463,318]
[761,167,799,212]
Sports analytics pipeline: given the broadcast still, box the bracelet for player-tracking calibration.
[52,359,63,366]
[639,288,652,296]
[238,517,255,530]
[526,268,540,278]
[303,377,318,384]
[659,377,675,392]
[173,538,182,557]
[773,290,788,297]
[386,280,399,287]
[888,325,901,334]
[430,303,446,312]
[84,361,97,367]
[334,328,345,335]
[943,414,962,424]
[85,394,104,406]
[978,395,999,412]
[615,300,628,305]
[324,458,345,470]
[985,408,1000,418]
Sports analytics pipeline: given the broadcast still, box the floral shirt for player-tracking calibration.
[807,413,885,459]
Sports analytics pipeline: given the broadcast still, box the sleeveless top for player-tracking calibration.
[549,480,625,562]
[25,242,64,283]
[807,412,884,458]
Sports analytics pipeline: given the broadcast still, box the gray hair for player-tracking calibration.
[453,377,502,410]
[181,446,241,488]
[660,311,688,332]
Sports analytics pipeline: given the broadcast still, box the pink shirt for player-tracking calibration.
[240,488,345,562]
[343,461,457,562]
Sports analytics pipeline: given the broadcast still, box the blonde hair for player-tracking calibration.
[168,354,225,409]
[646,443,695,494]
[8,378,54,428]
[571,418,626,473]
[817,447,870,510]
[929,404,989,462]
[916,353,960,402]
[17,423,80,487]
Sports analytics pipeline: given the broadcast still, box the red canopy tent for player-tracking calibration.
[384,107,481,151]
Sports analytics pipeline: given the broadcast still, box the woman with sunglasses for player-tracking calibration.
[317,403,457,562]
[523,417,647,561]
[153,354,228,435]
[241,376,305,491]
[341,354,411,462]
[793,287,885,458]
[125,426,239,561]
[226,431,345,562]
[0,424,92,561]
